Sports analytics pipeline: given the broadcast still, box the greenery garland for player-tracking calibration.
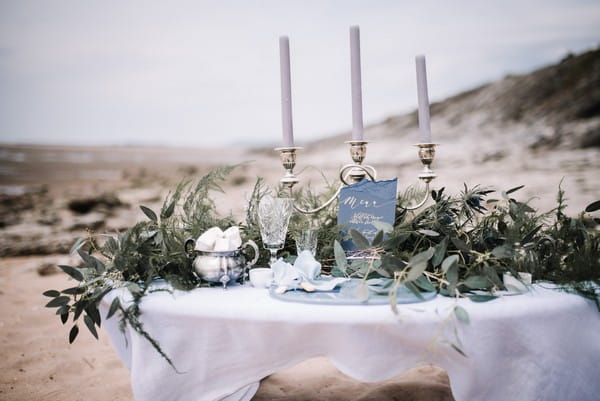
[43,167,600,366]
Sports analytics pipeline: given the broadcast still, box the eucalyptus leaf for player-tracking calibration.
[69,325,79,344]
[381,254,406,273]
[509,201,521,220]
[365,278,386,286]
[371,230,384,247]
[406,261,428,282]
[464,275,490,290]
[483,265,503,288]
[84,315,99,339]
[432,237,449,267]
[333,241,347,273]
[418,229,440,237]
[454,305,470,324]
[441,254,459,273]
[406,248,435,282]
[62,286,86,295]
[373,266,392,278]
[77,249,95,268]
[45,296,70,308]
[55,305,69,316]
[469,295,498,303]
[451,238,470,252]
[161,199,176,219]
[350,229,371,249]
[104,236,119,255]
[385,232,410,249]
[372,221,394,234]
[58,265,84,281]
[353,260,370,276]
[506,185,525,194]
[451,343,468,358]
[77,250,106,274]
[446,264,459,296]
[85,305,101,327]
[407,247,435,267]
[73,302,85,321]
[414,275,435,292]
[140,205,158,222]
[106,297,121,319]
[585,200,600,213]
[405,281,425,300]
[60,311,69,324]
[43,290,60,298]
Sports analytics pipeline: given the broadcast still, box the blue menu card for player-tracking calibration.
[338,179,397,250]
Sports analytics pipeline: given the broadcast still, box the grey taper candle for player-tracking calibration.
[415,55,432,143]
[350,26,364,141]
[279,36,294,147]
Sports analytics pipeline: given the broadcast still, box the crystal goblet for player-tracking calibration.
[295,228,318,256]
[258,196,294,266]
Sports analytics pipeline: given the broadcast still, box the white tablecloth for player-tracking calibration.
[99,283,600,401]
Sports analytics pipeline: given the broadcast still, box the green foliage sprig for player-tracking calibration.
[44,167,599,366]
[43,166,243,369]
[325,183,599,309]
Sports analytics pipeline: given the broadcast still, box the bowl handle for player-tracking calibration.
[184,238,196,258]
[242,240,260,266]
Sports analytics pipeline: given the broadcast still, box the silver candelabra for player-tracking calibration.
[276,141,438,214]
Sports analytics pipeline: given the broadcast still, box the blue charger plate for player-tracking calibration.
[269,278,436,305]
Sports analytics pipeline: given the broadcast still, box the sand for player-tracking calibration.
[0,144,459,400]
[0,256,132,401]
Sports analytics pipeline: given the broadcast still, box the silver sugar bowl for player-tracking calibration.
[184,238,259,288]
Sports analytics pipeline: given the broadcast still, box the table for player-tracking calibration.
[99,283,600,401]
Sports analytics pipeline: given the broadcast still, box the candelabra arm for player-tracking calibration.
[397,143,438,211]
[292,183,344,214]
[339,164,376,185]
[398,181,431,211]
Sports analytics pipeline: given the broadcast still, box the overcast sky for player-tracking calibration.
[0,1,599,148]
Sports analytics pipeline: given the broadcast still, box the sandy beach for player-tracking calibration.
[0,144,460,401]
[1,139,597,400]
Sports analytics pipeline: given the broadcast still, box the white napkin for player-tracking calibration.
[224,226,242,249]
[271,259,303,290]
[213,237,233,252]
[272,251,348,293]
[294,250,321,280]
[195,226,242,252]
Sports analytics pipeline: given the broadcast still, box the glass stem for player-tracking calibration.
[269,249,278,266]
